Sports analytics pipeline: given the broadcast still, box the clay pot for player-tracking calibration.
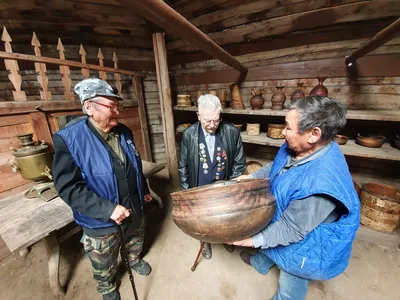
[356,134,385,148]
[244,161,263,175]
[249,89,265,110]
[229,83,245,110]
[171,179,276,243]
[271,86,286,110]
[309,77,328,97]
[360,182,400,233]
[291,82,305,101]
[218,89,228,108]
[267,123,285,139]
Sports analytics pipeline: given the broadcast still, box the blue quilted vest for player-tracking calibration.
[198,128,227,186]
[56,118,145,229]
[262,142,360,280]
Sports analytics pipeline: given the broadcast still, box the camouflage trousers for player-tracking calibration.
[81,224,144,296]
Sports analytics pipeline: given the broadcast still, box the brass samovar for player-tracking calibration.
[11,133,58,201]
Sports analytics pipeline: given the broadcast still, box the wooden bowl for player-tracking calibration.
[232,123,243,131]
[246,123,260,136]
[267,123,285,139]
[334,134,349,145]
[356,134,385,148]
[171,179,276,243]
[394,134,400,150]
[243,160,263,175]
[360,182,400,233]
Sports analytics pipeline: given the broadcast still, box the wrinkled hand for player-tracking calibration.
[226,237,254,247]
[110,204,131,225]
[235,175,250,182]
[144,193,153,203]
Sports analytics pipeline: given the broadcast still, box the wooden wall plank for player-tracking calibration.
[173,54,400,86]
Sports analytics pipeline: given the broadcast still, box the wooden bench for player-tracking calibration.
[0,160,165,298]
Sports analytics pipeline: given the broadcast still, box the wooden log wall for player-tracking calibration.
[143,73,167,165]
[171,37,400,186]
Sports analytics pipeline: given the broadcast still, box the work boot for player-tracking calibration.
[223,243,235,253]
[240,251,253,266]
[130,259,151,276]
[202,242,212,259]
[102,290,120,300]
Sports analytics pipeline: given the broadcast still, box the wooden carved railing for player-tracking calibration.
[0,26,152,161]
[0,26,142,108]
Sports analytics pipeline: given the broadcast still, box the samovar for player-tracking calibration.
[11,133,58,201]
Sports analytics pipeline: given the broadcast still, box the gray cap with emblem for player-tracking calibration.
[74,78,123,104]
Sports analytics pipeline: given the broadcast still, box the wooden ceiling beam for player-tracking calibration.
[116,0,247,73]
[168,19,395,65]
[345,18,400,66]
[167,1,400,52]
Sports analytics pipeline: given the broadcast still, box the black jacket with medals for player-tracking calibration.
[178,121,246,190]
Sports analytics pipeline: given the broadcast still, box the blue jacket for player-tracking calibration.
[263,142,360,280]
[56,118,145,229]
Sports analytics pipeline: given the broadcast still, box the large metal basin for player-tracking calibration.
[171,178,276,243]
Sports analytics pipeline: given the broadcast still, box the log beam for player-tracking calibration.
[116,0,247,74]
[345,18,400,66]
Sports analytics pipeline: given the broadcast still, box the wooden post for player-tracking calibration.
[152,32,179,187]
[57,38,74,100]
[1,26,27,101]
[79,44,90,78]
[346,18,400,66]
[97,48,107,81]
[31,32,52,101]
[132,76,152,162]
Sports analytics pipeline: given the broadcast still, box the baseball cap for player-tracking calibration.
[74,78,123,104]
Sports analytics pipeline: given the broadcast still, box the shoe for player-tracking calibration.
[201,242,212,259]
[240,251,253,266]
[223,244,235,253]
[130,259,151,276]
[103,290,120,300]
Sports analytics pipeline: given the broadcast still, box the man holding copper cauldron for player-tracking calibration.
[178,94,246,259]
[231,96,360,300]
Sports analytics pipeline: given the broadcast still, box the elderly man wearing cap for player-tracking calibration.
[52,78,152,300]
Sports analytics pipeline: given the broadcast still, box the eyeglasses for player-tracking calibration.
[89,101,123,112]
[198,114,222,125]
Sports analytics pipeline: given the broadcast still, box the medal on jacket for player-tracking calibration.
[199,143,209,174]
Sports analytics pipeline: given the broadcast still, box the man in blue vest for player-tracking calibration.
[178,94,246,259]
[230,96,360,299]
[52,78,153,300]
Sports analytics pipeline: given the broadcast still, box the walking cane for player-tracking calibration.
[117,224,139,300]
[191,241,205,271]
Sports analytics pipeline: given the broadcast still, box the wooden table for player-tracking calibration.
[0,160,164,298]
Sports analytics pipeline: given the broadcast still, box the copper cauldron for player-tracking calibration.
[171,179,276,243]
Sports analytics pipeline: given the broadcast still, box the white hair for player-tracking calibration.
[197,94,222,113]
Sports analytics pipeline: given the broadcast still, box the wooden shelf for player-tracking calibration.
[173,106,400,122]
[176,125,400,162]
